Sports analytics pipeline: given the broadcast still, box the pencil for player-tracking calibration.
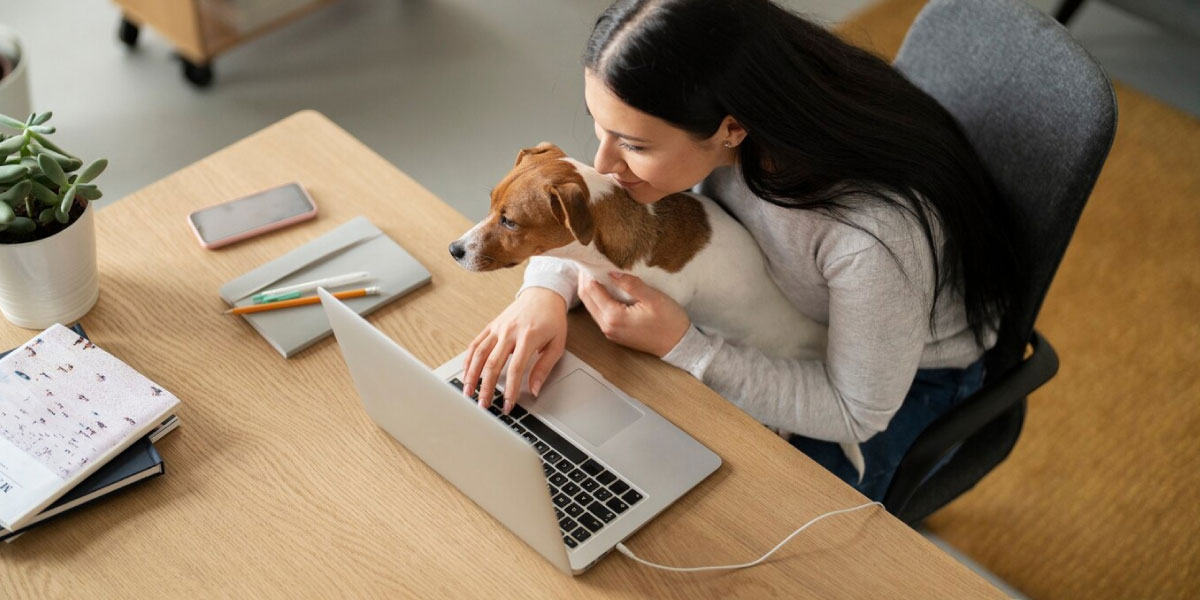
[251,271,371,303]
[223,287,380,315]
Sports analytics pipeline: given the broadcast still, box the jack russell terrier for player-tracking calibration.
[449,142,866,479]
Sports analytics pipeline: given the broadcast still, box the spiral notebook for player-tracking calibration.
[219,217,432,358]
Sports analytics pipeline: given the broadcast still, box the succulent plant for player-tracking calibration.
[0,111,107,243]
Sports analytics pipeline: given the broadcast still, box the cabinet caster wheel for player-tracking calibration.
[118,17,139,48]
[182,59,214,87]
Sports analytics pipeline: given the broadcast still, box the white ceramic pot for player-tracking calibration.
[0,203,100,329]
[0,25,31,125]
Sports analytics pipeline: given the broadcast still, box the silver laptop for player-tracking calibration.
[318,287,721,574]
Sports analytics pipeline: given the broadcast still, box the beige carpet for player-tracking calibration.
[837,2,1200,598]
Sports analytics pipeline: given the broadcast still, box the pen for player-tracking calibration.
[251,271,371,303]
[224,287,380,315]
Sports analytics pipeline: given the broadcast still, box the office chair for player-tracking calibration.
[882,0,1118,525]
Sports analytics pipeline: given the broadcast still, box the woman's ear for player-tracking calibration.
[720,116,748,148]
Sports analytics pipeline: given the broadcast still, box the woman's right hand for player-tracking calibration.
[462,287,568,414]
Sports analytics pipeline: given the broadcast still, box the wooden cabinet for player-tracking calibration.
[112,0,338,86]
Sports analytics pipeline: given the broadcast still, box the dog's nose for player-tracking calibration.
[449,240,466,260]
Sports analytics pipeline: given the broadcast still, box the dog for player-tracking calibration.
[450,142,866,478]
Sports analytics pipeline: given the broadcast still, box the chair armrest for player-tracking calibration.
[883,329,1059,515]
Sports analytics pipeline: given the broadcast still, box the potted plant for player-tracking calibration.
[0,111,107,329]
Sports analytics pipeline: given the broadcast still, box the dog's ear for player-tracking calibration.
[515,142,564,167]
[546,182,594,246]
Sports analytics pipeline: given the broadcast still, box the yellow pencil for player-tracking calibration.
[223,287,380,315]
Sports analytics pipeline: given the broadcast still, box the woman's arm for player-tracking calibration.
[519,256,582,307]
[663,243,931,444]
[459,256,581,413]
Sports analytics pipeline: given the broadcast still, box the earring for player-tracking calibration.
[723,141,734,148]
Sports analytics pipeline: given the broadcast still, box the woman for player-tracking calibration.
[461,0,1023,501]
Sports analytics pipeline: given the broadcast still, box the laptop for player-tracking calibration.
[318,287,721,574]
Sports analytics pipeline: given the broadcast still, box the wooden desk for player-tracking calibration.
[0,111,1001,599]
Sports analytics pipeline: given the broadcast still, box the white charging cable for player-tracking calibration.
[615,501,884,572]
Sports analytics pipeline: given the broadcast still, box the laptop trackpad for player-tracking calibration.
[536,370,644,447]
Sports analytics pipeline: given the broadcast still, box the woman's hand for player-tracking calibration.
[462,287,568,414]
[577,272,690,358]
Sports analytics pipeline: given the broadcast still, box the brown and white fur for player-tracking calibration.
[450,143,864,477]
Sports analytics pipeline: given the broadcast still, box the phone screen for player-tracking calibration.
[190,183,315,245]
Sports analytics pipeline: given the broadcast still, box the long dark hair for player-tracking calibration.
[584,0,1024,348]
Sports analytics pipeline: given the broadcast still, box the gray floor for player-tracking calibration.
[1,0,1194,595]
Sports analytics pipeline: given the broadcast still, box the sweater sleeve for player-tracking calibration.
[518,256,582,308]
[661,241,931,444]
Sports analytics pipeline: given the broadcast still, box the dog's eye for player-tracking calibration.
[499,215,518,230]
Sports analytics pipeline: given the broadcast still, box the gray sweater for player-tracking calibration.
[520,165,992,445]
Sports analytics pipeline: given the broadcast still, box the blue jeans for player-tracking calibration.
[788,358,986,501]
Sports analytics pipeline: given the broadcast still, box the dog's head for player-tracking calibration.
[449,142,596,271]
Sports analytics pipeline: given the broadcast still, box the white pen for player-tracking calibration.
[252,271,371,303]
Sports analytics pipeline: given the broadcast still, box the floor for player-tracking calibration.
[2,0,1196,596]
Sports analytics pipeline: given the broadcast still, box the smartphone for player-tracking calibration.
[187,182,318,249]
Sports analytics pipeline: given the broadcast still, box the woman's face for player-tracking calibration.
[584,70,740,204]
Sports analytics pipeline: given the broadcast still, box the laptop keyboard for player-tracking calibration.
[449,377,645,550]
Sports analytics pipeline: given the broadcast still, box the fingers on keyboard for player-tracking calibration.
[448,377,646,548]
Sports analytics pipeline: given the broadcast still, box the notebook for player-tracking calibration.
[0,324,181,532]
[219,217,431,358]
[0,436,163,541]
[0,415,179,543]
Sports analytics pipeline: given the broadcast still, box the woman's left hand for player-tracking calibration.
[577,272,691,358]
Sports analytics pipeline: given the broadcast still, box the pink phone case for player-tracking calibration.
[187,183,318,250]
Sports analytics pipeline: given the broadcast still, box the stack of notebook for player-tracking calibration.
[0,324,181,542]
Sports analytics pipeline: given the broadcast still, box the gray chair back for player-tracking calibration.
[895,0,1117,378]
[884,0,1117,522]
